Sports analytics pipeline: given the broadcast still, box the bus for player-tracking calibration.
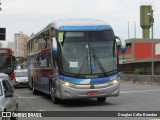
[27,19,126,104]
[0,48,16,84]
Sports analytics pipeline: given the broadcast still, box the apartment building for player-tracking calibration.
[0,42,2,48]
[8,42,15,54]
[14,31,29,58]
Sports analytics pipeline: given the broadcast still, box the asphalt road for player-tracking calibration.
[14,82,160,120]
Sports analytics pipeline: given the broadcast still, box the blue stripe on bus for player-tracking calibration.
[58,25,112,31]
[59,73,120,84]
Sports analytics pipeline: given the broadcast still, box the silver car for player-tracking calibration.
[14,69,28,87]
[0,73,18,120]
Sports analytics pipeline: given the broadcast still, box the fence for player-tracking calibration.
[120,74,160,86]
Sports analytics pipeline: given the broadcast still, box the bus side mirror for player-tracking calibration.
[115,36,126,54]
[52,37,58,56]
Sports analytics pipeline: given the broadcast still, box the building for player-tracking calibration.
[0,42,2,48]
[14,31,29,58]
[118,38,160,74]
[118,5,160,75]
[8,42,15,53]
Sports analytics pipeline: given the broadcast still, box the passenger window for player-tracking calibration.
[2,80,14,94]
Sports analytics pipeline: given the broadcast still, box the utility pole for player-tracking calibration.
[127,22,130,39]
[150,10,154,75]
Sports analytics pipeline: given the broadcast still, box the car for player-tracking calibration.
[14,69,28,88]
[0,73,18,120]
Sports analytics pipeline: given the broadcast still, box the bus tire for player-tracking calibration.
[28,77,33,90]
[52,96,61,104]
[49,81,60,104]
[97,97,106,102]
[32,82,38,95]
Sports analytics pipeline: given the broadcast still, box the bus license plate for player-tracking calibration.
[87,91,98,96]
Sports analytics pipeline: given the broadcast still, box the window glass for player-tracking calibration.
[2,80,14,94]
[0,83,2,96]
[0,56,11,67]
[15,71,28,77]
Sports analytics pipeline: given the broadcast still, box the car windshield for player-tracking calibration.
[59,31,118,77]
[15,71,28,77]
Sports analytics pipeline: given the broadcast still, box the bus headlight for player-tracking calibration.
[60,80,74,87]
[64,81,70,86]
[109,78,120,85]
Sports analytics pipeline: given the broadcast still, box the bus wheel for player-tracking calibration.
[97,97,106,102]
[49,82,60,104]
[52,96,61,104]
[32,83,38,95]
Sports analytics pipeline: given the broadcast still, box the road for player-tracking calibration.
[15,82,160,120]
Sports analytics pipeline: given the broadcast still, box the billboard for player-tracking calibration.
[0,28,6,40]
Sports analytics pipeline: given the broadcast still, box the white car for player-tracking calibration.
[0,73,18,120]
[14,69,28,87]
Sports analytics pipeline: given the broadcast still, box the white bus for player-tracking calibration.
[27,18,126,104]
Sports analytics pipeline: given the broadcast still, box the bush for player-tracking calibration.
[134,68,142,75]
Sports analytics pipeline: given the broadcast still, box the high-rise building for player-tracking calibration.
[14,31,29,58]
[0,42,2,48]
[8,42,15,54]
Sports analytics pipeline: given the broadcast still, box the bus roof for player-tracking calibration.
[52,18,112,31]
[29,19,112,41]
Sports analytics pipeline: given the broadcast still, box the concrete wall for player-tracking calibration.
[120,74,160,86]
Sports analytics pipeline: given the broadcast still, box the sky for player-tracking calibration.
[0,0,160,47]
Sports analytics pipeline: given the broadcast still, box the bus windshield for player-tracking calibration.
[0,56,12,74]
[0,56,11,67]
[59,31,118,77]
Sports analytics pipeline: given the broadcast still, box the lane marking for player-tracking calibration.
[18,96,45,99]
[15,93,45,99]
[121,89,160,94]
[15,91,32,93]
[149,119,160,120]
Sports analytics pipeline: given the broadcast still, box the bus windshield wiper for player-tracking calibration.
[92,48,107,75]
[75,56,88,78]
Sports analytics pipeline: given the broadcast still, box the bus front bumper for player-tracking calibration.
[56,81,120,99]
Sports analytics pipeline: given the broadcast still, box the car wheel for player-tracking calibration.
[97,97,106,102]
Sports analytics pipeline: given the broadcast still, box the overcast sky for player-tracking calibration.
[0,0,160,47]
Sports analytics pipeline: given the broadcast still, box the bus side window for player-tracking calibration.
[36,54,40,61]
[41,54,44,60]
